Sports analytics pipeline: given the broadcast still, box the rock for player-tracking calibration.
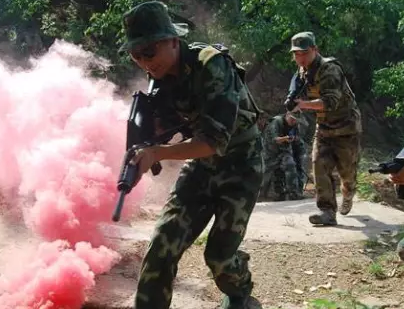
[327,272,337,278]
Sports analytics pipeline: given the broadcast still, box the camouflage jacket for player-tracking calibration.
[262,115,304,160]
[297,54,362,137]
[153,40,261,164]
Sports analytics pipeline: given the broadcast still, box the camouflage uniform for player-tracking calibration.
[119,2,263,309]
[289,32,362,225]
[292,136,308,195]
[261,114,306,200]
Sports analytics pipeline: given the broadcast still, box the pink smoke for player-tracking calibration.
[0,40,148,308]
[0,240,121,309]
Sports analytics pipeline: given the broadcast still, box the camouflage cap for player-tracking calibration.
[118,1,189,54]
[289,31,316,52]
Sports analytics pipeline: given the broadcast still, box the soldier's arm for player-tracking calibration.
[151,54,239,161]
[296,62,344,112]
[191,53,240,156]
[317,62,345,111]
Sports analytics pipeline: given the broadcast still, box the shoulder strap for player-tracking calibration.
[189,42,262,116]
[312,56,355,99]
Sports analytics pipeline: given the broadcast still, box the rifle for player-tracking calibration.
[284,73,307,111]
[368,148,404,199]
[112,79,192,222]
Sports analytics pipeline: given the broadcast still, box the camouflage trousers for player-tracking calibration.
[312,133,361,212]
[134,151,263,309]
[261,152,299,197]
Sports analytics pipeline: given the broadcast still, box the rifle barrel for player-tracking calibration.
[112,191,126,222]
[368,167,384,174]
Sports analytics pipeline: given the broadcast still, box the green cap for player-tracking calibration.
[290,31,316,52]
[118,1,189,54]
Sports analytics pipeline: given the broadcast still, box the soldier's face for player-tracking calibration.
[130,38,180,79]
[292,47,317,68]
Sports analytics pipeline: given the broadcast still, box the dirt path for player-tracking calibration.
[83,197,404,309]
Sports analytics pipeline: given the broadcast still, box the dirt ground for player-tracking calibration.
[111,168,404,309]
[109,230,404,309]
[177,238,404,308]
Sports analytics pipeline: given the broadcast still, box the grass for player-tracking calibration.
[355,150,391,203]
[194,230,209,246]
[307,291,373,309]
[362,238,379,249]
[356,171,382,203]
[367,262,387,279]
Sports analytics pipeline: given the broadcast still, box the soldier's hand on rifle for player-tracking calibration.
[130,146,159,176]
[390,167,404,184]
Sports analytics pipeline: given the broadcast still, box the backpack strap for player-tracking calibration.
[318,57,355,99]
[190,42,262,146]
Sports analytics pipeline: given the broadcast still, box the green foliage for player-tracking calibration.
[1,0,404,103]
[194,230,209,246]
[308,297,371,309]
[85,0,138,59]
[212,0,404,96]
[356,172,382,203]
[41,2,87,43]
[373,61,404,117]
[0,0,50,22]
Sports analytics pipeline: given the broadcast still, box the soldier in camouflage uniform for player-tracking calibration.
[289,32,362,225]
[261,111,306,201]
[118,2,263,309]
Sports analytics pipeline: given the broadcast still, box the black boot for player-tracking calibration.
[309,209,337,226]
[221,282,253,309]
[220,251,252,309]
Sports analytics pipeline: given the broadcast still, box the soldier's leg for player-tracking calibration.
[260,160,272,198]
[280,153,302,200]
[135,161,215,309]
[293,146,303,194]
[296,153,308,195]
[272,167,286,201]
[309,135,338,225]
[335,134,361,215]
[204,154,263,309]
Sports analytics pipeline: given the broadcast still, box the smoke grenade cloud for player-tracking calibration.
[0,40,148,308]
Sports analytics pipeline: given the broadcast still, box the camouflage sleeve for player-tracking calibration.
[318,62,345,111]
[193,54,239,156]
[269,117,282,142]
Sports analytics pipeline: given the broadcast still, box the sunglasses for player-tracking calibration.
[130,42,159,61]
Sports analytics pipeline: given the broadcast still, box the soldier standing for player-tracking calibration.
[289,31,362,225]
[118,2,263,308]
